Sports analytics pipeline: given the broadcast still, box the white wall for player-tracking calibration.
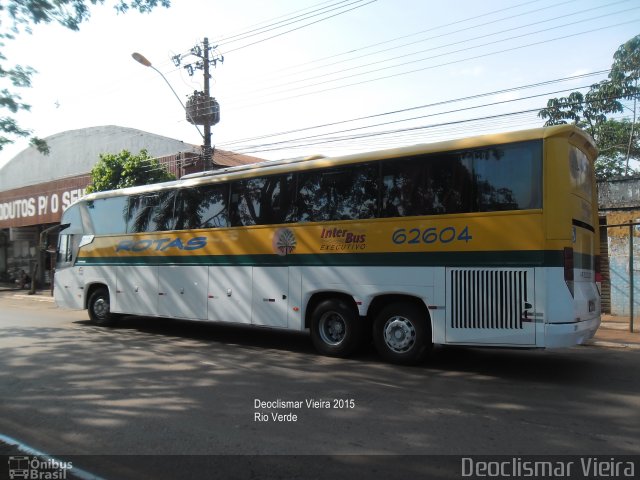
[0,125,198,191]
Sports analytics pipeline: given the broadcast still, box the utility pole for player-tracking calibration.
[176,37,223,171]
[202,37,212,169]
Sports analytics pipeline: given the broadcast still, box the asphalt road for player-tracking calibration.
[0,295,639,478]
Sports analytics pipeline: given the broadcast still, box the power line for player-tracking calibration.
[215,0,366,46]
[220,0,551,90]
[58,0,565,105]
[226,0,586,93]
[225,0,627,100]
[224,17,639,111]
[221,0,378,55]
[218,70,610,148]
[224,91,631,156]
[169,0,379,62]
[225,85,596,153]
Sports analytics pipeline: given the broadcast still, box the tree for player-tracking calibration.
[0,1,170,154]
[86,149,175,193]
[538,34,640,179]
[595,119,640,179]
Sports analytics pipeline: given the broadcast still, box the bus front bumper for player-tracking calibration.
[544,316,601,348]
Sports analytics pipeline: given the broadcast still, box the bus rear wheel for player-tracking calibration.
[88,287,117,327]
[310,298,362,358]
[373,303,430,365]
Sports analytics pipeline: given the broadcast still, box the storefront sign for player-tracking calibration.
[0,175,90,228]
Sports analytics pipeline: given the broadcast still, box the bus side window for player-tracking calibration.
[85,197,128,234]
[381,154,473,217]
[175,185,229,230]
[230,174,296,226]
[473,142,542,212]
[126,191,177,233]
[298,164,377,222]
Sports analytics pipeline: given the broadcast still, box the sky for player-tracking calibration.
[0,0,638,169]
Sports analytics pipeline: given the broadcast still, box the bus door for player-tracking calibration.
[251,267,289,328]
[54,232,85,309]
[445,268,536,345]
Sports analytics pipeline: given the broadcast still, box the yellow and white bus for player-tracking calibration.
[54,125,600,364]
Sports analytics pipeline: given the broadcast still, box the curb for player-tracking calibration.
[0,290,55,302]
[585,340,640,350]
[11,294,55,302]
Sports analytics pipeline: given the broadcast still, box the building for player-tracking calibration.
[0,125,261,286]
[598,176,640,316]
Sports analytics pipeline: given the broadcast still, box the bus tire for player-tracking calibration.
[310,298,362,358]
[88,287,117,327]
[373,303,430,365]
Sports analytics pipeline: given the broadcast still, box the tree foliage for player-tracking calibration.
[0,1,170,154]
[538,34,640,179]
[86,149,175,193]
[595,119,640,179]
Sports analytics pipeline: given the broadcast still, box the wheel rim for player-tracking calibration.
[318,311,347,346]
[383,316,416,353]
[93,296,109,319]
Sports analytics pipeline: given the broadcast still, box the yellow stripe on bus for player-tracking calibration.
[78,211,553,260]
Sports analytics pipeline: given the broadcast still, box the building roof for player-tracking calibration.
[0,125,260,191]
[211,148,263,167]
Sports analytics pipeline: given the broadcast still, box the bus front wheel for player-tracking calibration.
[373,303,430,365]
[88,287,117,327]
[310,298,362,358]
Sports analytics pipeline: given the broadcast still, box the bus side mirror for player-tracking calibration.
[40,224,66,253]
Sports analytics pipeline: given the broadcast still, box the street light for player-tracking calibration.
[131,52,205,144]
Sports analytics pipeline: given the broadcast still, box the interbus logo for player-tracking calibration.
[319,226,367,251]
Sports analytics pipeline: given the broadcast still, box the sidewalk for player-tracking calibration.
[588,314,640,350]
[0,285,55,302]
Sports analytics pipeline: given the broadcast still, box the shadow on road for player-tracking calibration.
[76,314,626,388]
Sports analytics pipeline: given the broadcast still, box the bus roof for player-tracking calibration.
[79,124,595,202]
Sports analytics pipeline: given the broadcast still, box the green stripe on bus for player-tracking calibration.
[76,250,570,268]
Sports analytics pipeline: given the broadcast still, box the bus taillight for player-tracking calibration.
[564,247,574,297]
[595,255,603,295]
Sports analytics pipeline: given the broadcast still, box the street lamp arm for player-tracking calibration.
[131,52,204,141]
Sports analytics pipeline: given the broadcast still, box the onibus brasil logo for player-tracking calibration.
[8,456,73,479]
[273,228,297,256]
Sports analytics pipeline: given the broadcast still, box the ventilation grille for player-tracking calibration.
[450,269,528,330]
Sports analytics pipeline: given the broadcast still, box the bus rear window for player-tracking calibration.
[569,146,593,200]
